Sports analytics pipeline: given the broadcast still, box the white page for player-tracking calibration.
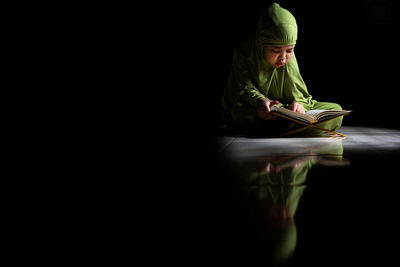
[306,110,329,117]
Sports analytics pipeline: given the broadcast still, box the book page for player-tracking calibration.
[272,108,351,124]
[271,107,316,123]
[314,110,351,121]
[306,110,328,118]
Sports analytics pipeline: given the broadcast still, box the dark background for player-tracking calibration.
[170,0,399,132]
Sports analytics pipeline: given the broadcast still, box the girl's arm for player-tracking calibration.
[283,54,316,111]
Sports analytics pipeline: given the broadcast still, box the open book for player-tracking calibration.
[271,107,351,124]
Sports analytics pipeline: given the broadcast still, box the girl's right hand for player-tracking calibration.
[257,98,281,120]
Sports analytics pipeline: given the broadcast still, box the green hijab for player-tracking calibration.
[222,3,316,117]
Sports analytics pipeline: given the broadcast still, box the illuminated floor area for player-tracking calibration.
[215,126,400,158]
[207,126,400,266]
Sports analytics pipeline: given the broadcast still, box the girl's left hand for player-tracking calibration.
[289,102,305,114]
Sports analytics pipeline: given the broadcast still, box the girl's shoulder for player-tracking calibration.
[234,34,258,63]
[236,33,256,51]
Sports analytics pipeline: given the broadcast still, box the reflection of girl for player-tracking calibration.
[221,3,343,134]
[227,139,346,263]
[239,160,309,264]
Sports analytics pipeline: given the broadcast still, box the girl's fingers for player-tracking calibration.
[267,100,279,112]
[271,100,281,105]
[292,103,305,113]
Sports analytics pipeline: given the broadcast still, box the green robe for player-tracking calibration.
[221,3,342,130]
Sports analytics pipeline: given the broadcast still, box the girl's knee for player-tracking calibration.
[331,103,342,111]
[230,102,260,126]
[313,102,342,111]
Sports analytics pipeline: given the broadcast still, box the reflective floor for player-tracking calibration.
[207,126,400,266]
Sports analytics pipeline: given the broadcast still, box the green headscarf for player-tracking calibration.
[221,3,316,121]
[256,3,298,51]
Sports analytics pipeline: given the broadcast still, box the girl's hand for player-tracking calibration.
[257,99,281,120]
[289,102,305,114]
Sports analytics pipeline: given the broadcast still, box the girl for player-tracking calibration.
[221,3,343,135]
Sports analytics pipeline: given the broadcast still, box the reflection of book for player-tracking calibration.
[271,107,351,124]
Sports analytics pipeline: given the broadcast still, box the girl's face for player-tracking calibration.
[262,45,295,68]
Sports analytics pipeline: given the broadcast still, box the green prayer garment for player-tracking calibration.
[221,3,343,131]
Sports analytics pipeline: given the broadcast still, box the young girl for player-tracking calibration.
[221,3,343,135]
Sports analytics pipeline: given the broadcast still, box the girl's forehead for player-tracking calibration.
[268,45,295,49]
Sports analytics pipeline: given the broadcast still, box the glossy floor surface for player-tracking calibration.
[207,126,400,266]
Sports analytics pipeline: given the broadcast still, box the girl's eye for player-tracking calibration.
[272,50,280,53]
[287,50,293,53]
